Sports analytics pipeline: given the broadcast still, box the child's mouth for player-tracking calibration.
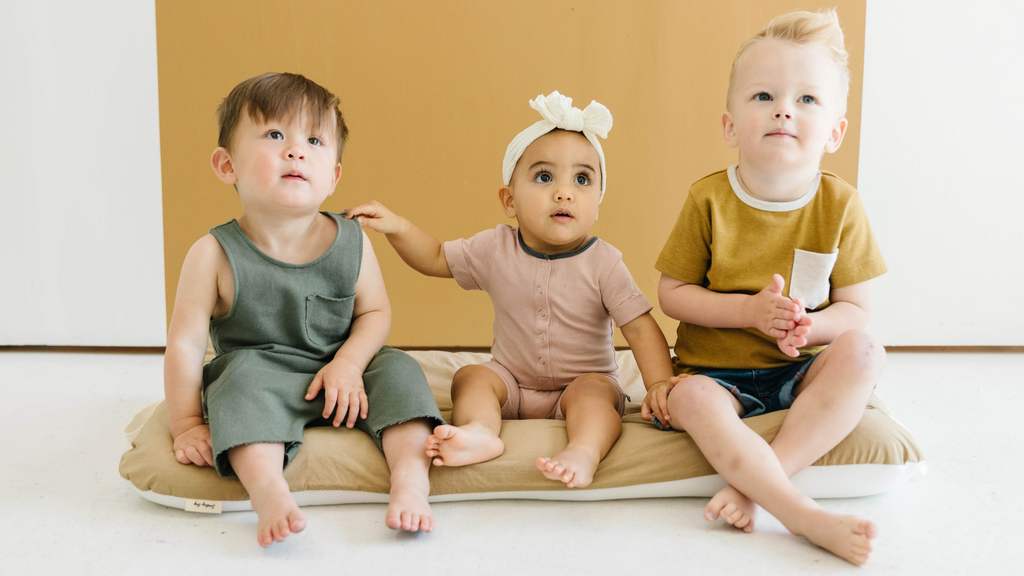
[551,209,573,222]
[282,171,306,181]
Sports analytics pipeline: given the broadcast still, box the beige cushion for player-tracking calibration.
[119,350,924,504]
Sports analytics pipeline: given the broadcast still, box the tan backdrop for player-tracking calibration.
[158,0,866,347]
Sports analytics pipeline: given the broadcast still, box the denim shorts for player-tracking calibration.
[653,353,820,430]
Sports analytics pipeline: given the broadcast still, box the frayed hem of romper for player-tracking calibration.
[369,415,447,450]
[213,438,301,479]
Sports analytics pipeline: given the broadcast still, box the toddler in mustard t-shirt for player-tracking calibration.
[347,91,674,489]
[650,10,886,566]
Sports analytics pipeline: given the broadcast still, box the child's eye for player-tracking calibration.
[267,130,284,140]
[534,172,553,183]
[800,95,816,104]
[308,137,322,146]
[755,92,772,101]
[574,174,589,186]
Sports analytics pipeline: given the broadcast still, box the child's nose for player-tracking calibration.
[555,184,574,201]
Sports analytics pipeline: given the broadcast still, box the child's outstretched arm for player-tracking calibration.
[305,232,392,428]
[659,273,811,357]
[619,313,677,425]
[345,201,453,278]
[164,236,223,467]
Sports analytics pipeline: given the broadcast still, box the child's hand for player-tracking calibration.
[776,298,813,357]
[345,201,405,235]
[172,424,214,467]
[641,375,686,425]
[306,358,369,428]
[744,274,804,338]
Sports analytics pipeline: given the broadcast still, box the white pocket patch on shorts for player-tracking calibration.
[789,249,838,310]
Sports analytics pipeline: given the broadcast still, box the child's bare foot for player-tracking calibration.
[535,445,600,488]
[385,476,434,533]
[250,482,305,548]
[796,510,878,565]
[425,423,503,466]
[705,484,758,533]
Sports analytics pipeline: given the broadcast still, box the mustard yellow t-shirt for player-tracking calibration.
[655,166,887,374]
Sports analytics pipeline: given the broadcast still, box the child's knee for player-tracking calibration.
[668,375,724,415]
[563,374,619,405]
[833,329,886,374]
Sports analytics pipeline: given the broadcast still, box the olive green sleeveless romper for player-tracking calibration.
[203,212,444,478]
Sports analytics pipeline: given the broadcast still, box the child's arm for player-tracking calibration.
[164,236,223,467]
[619,312,678,425]
[304,231,392,428]
[659,273,805,336]
[798,280,871,346]
[344,201,453,278]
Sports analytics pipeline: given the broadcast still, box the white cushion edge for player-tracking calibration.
[130,460,927,513]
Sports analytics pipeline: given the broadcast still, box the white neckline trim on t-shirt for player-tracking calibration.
[727,165,821,212]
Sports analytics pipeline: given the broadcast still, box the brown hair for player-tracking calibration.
[217,72,349,163]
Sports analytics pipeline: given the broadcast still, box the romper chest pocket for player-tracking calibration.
[305,294,356,346]
[789,249,838,310]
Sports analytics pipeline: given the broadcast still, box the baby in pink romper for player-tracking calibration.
[346,91,674,488]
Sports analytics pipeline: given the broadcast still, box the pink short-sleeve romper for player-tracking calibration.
[444,224,653,419]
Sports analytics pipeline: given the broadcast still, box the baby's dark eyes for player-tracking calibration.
[534,172,553,183]
[267,130,284,140]
[800,95,816,104]
[308,137,322,146]
[575,174,589,186]
[755,92,772,101]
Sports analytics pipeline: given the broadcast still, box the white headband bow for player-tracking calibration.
[502,91,613,202]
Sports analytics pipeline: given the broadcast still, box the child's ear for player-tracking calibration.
[211,147,237,185]
[721,111,738,148]
[498,185,516,219]
[824,117,848,154]
[325,163,343,196]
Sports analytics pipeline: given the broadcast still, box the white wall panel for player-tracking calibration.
[859,1,1024,344]
[0,0,166,345]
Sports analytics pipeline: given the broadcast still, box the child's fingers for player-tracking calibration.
[345,391,360,428]
[306,373,323,400]
[359,391,369,419]
[657,391,670,422]
[323,387,339,419]
[641,401,653,421]
[334,393,350,427]
[767,327,788,339]
[201,440,215,467]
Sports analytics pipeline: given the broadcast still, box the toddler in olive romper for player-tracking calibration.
[204,212,444,477]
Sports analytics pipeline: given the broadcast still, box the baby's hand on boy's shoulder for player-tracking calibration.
[641,375,687,426]
[172,424,213,467]
[745,274,805,339]
[344,201,405,236]
[306,358,369,429]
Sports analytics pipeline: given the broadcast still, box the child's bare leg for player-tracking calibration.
[536,374,621,488]
[669,378,876,565]
[228,443,305,548]
[425,365,506,466]
[706,330,885,535]
[382,418,435,532]
[769,329,885,476]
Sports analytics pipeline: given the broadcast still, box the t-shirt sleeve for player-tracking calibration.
[830,194,888,288]
[443,228,497,291]
[654,193,712,285]
[601,256,654,328]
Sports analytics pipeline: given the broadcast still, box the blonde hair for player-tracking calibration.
[727,8,850,114]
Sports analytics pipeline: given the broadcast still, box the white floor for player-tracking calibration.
[1,350,1021,574]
